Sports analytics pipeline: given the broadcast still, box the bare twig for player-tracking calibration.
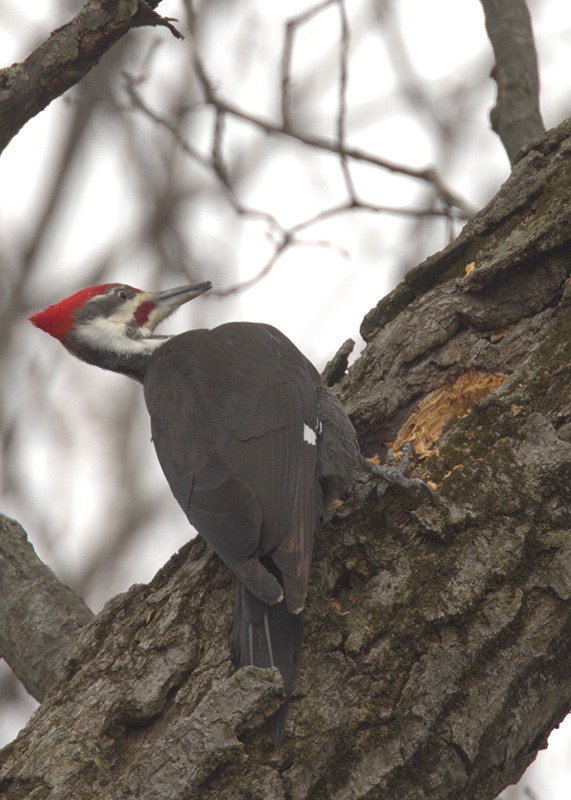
[207,93,472,215]
[123,72,209,168]
[336,0,358,200]
[290,200,467,235]
[124,57,470,296]
[280,0,336,129]
[211,109,230,188]
[212,236,291,297]
[122,14,473,295]
[212,235,349,297]
[189,36,473,216]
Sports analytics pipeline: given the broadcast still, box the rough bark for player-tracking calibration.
[0,0,181,155]
[0,516,93,701]
[2,117,571,799]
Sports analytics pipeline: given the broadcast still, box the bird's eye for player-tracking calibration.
[116,288,129,301]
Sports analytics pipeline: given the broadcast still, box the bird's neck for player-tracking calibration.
[70,327,172,383]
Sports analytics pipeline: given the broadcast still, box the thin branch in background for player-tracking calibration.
[282,1,359,201]
[124,66,295,290]
[441,199,457,244]
[524,788,541,800]
[212,235,349,297]
[124,78,467,296]
[189,29,473,216]
[212,234,291,297]
[336,0,359,203]
[211,109,230,188]
[211,195,463,297]
[124,34,472,296]
[205,110,285,240]
[125,68,473,243]
[123,71,210,169]
[206,91,474,215]
[374,0,453,142]
[479,0,545,163]
[280,0,337,129]
[290,199,466,236]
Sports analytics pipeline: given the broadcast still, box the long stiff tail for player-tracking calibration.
[229,577,304,746]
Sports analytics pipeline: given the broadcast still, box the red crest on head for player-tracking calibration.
[29,285,114,342]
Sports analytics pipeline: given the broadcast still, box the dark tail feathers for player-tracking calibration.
[229,578,304,746]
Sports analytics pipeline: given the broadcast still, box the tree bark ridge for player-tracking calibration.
[0,515,93,701]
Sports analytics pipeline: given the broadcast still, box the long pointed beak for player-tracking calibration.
[141,281,212,331]
[152,281,212,307]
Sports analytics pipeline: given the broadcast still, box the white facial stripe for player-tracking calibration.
[116,296,146,324]
[303,423,317,445]
[85,291,181,333]
[75,317,165,356]
[87,293,154,323]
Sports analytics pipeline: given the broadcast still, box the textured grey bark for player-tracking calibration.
[0,0,180,155]
[0,516,93,701]
[2,117,571,799]
[479,0,545,162]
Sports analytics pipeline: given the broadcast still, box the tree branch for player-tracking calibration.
[189,39,474,218]
[479,0,545,163]
[123,70,468,299]
[0,515,93,701]
[0,0,181,155]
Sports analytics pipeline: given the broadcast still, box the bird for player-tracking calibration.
[29,281,428,745]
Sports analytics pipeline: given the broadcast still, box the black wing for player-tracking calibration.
[143,322,323,613]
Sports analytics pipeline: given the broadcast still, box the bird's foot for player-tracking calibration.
[360,442,433,502]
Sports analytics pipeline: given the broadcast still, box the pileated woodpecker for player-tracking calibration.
[30,281,428,745]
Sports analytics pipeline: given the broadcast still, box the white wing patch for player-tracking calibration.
[303,423,317,446]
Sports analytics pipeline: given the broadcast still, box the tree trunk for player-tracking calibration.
[2,117,571,800]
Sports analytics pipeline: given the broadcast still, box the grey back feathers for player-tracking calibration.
[143,321,358,745]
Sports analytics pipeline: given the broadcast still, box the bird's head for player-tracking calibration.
[29,281,212,378]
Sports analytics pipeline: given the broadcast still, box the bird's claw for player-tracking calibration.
[360,442,434,503]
